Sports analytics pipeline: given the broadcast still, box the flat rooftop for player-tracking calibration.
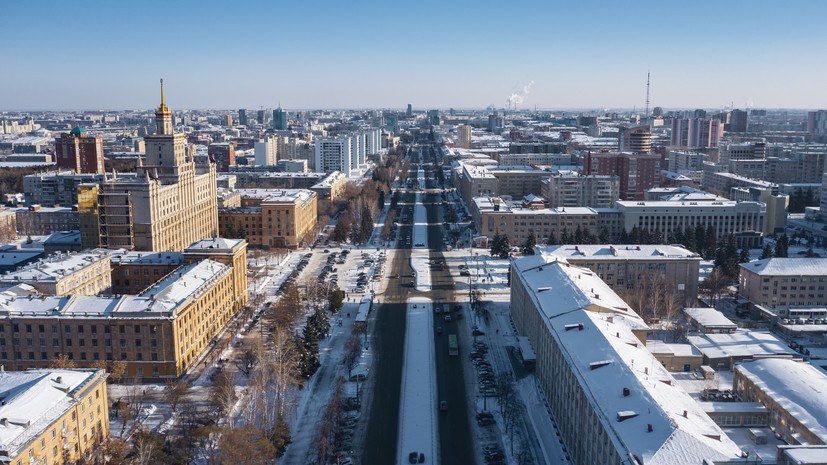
[741,258,827,276]
[0,250,109,283]
[540,244,699,261]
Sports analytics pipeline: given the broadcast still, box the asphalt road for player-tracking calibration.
[363,146,475,465]
[362,190,415,465]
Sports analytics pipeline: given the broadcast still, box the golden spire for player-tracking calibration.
[158,78,169,112]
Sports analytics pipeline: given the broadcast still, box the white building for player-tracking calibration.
[541,172,619,209]
[615,200,765,246]
[510,256,743,464]
[254,136,277,166]
[315,137,353,177]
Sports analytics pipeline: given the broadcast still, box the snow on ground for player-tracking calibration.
[397,297,438,465]
[412,192,429,249]
[411,254,432,292]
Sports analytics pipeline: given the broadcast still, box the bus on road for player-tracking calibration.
[448,334,458,356]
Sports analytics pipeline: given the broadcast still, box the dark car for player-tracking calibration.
[439,401,448,411]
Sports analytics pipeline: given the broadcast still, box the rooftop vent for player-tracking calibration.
[622,387,630,397]
[537,287,552,292]
[564,323,584,331]
[647,424,653,432]
[590,360,612,370]
[617,411,638,422]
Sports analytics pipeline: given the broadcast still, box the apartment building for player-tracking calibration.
[23,171,111,207]
[738,258,827,312]
[472,196,597,244]
[275,159,307,173]
[315,138,353,177]
[0,369,109,465]
[218,189,317,249]
[458,163,498,207]
[541,173,619,209]
[87,87,218,252]
[456,125,471,149]
[719,142,766,165]
[510,256,743,465]
[668,151,706,172]
[703,170,776,196]
[0,250,111,296]
[488,166,549,199]
[539,244,701,304]
[733,358,827,445]
[618,124,652,153]
[585,152,661,200]
[670,118,721,148]
[15,206,79,236]
[208,143,235,171]
[54,127,105,174]
[254,137,277,166]
[507,142,567,154]
[0,239,248,382]
[615,200,765,247]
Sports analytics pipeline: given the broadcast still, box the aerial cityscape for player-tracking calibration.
[2,2,827,465]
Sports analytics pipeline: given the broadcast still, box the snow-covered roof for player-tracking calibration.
[741,258,827,276]
[0,369,106,459]
[184,237,244,252]
[111,250,182,266]
[539,244,699,261]
[548,309,742,464]
[512,256,645,327]
[235,188,315,204]
[646,340,701,358]
[0,259,229,318]
[735,359,827,443]
[0,250,110,284]
[687,330,797,361]
[683,308,737,330]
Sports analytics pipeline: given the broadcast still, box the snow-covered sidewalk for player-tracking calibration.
[396,297,438,465]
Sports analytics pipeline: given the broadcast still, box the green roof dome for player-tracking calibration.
[69,126,86,135]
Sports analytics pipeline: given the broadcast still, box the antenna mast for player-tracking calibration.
[645,71,650,116]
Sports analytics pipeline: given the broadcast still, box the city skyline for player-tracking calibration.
[2,0,826,111]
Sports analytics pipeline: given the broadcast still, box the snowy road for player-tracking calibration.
[396,298,439,465]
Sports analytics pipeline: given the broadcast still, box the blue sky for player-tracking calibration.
[1,0,825,111]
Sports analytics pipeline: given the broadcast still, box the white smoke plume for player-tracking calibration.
[506,80,535,110]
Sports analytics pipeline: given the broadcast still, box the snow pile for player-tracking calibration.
[412,193,429,249]
[397,298,438,464]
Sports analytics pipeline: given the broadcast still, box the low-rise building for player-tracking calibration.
[0,249,111,296]
[310,171,346,201]
[219,189,317,249]
[0,239,248,382]
[687,329,797,370]
[510,256,743,464]
[538,244,701,304]
[645,340,703,372]
[734,358,827,445]
[472,197,597,245]
[615,200,765,248]
[15,206,79,236]
[683,307,738,333]
[0,368,109,465]
[738,258,827,313]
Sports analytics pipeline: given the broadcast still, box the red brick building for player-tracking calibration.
[209,143,235,172]
[585,152,661,201]
[55,126,105,173]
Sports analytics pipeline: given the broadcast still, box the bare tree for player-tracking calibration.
[211,370,238,420]
[164,380,190,417]
[343,333,362,378]
[701,267,729,309]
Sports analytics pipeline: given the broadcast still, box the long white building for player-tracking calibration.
[510,256,743,464]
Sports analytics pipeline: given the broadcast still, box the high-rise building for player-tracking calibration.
[807,110,827,135]
[457,125,472,149]
[257,109,267,125]
[315,137,354,177]
[54,126,105,173]
[254,137,277,166]
[86,81,219,251]
[224,114,233,126]
[209,142,235,171]
[617,124,652,153]
[487,113,503,133]
[585,152,661,200]
[406,103,412,117]
[273,107,288,130]
[728,109,748,132]
[670,118,721,148]
[238,109,247,126]
[427,110,440,126]
[350,133,364,170]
